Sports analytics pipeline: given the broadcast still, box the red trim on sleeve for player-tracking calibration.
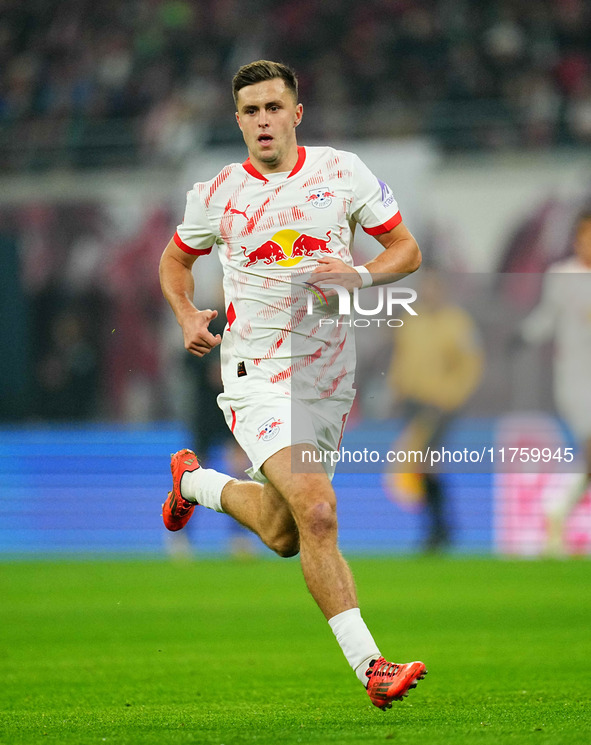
[226,302,236,330]
[173,231,213,256]
[362,211,402,236]
[230,407,236,433]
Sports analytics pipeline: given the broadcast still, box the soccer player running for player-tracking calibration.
[159,60,426,709]
[520,209,591,556]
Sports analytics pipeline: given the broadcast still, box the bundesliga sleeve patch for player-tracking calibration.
[378,179,396,208]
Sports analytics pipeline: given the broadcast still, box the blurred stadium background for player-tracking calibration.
[1,0,591,559]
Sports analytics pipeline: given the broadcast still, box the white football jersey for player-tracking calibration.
[174,145,401,394]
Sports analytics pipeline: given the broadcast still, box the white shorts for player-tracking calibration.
[217,356,355,483]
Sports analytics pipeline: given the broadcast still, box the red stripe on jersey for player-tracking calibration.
[326,153,340,172]
[226,302,236,330]
[278,205,307,227]
[362,211,402,235]
[256,303,310,363]
[269,346,323,384]
[302,170,324,188]
[241,185,283,236]
[320,368,348,399]
[223,178,250,217]
[230,407,236,432]
[239,319,252,339]
[314,334,348,386]
[262,332,286,360]
[262,276,285,290]
[336,412,348,448]
[173,231,213,256]
[204,166,233,207]
[242,197,271,236]
[257,217,276,232]
[256,295,297,320]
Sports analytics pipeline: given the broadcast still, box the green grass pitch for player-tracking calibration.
[1,557,590,745]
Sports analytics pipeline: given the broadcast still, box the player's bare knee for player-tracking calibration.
[299,500,337,541]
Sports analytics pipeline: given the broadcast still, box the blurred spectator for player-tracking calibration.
[0,224,30,420]
[104,206,173,421]
[0,200,174,423]
[1,0,591,169]
[33,301,102,420]
[383,269,484,551]
[11,201,111,420]
[519,209,591,555]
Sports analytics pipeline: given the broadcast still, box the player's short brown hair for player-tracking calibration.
[232,60,298,106]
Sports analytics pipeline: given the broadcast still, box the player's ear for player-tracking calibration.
[235,111,243,130]
[294,103,303,128]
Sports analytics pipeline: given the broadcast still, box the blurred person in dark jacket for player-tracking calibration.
[385,270,484,551]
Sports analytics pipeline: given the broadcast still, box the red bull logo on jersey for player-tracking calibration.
[257,417,284,442]
[243,240,287,267]
[306,187,335,209]
[242,229,332,268]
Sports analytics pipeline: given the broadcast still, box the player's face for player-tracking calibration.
[235,78,303,173]
[574,218,591,267]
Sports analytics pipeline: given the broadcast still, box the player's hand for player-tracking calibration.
[310,256,364,293]
[181,309,222,357]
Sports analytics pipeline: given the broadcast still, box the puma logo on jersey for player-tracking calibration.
[228,205,250,219]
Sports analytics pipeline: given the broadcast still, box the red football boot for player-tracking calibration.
[366,657,427,710]
[162,449,200,531]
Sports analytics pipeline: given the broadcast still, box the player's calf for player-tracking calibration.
[266,528,300,557]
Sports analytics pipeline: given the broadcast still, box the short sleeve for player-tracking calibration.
[349,154,402,235]
[174,186,217,256]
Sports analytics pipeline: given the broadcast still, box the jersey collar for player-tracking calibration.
[242,146,306,183]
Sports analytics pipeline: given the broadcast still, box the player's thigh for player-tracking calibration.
[262,444,337,516]
[260,478,298,536]
[218,389,318,483]
[308,393,356,480]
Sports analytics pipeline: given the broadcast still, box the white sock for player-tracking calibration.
[328,608,381,686]
[180,467,233,513]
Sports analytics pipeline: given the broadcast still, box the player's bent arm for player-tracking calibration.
[312,221,421,290]
[159,237,221,357]
[365,221,421,285]
[159,237,198,321]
